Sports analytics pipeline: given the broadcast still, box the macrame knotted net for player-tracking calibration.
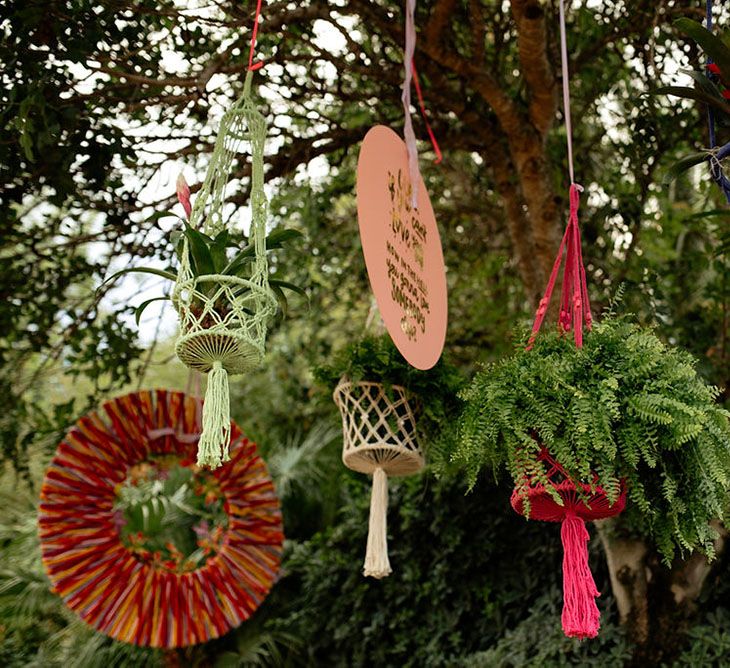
[333,379,424,578]
[173,71,277,469]
[519,185,626,639]
[511,448,626,639]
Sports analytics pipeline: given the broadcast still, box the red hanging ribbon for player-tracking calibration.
[526,184,592,350]
[411,60,443,164]
[248,0,264,71]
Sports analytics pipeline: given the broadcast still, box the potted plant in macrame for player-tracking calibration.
[315,335,462,578]
[453,312,730,638]
[104,71,305,470]
[448,169,730,639]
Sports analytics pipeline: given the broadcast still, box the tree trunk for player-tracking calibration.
[596,520,728,664]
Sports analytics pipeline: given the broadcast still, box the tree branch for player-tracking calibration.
[511,0,556,137]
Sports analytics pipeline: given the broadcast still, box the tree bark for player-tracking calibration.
[596,520,728,664]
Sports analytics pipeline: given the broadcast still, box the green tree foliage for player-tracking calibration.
[3,0,730,665]
[1,0,715,477]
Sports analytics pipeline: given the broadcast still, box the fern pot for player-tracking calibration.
[333,379,424,578]
[510,447,626,640]
[174,274,277,469]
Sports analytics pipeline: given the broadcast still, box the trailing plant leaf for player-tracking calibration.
[663,153,710,184]
[134,296,170,325]
[672,70,730,128]
[270,283,289,318]
[219,229,303,276]
[265,227,304,249]
[223,252,256,277]
[675,18,730,80]
[269,278,307,298]
[452,317,730,564]
[183,223,216,276]
[209,229,233,273]
[654,86,730,116]
[680,68,726,100]
[100,266,177,289]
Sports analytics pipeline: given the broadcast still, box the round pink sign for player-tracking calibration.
[356,125,448,370]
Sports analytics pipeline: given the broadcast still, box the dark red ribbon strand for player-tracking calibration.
[247,0,264,71]
[411,60,443,164]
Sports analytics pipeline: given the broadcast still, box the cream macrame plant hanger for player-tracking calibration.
[333,379,424,578]
[173,70,277,469]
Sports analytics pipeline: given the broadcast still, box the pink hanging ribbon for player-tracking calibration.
[401,1,444,207]
[559,0,575,185]
[526,0,592,351]
[402,0,420,209]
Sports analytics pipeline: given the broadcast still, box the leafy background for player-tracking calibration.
[3,0,730,666]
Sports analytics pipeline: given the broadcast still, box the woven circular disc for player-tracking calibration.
[38,389,284,648]
[510,479,626,523]
[176,331,263,374]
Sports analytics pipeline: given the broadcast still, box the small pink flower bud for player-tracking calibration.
[176,173,192,219]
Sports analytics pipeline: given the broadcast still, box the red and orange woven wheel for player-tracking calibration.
[38,389,284,648]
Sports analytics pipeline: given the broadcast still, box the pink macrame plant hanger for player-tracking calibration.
[512,0,627,641]
[510,450,626,639]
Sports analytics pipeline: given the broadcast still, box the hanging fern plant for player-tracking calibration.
[315,335,463,578]
[314,334,463,453]
[454,317,730,563]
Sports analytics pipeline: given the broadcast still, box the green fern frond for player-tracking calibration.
[450,317,730,563]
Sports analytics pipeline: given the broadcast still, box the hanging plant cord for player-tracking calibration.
[172,1,277,469]
[514,0,626,641]
[705,0,730,202]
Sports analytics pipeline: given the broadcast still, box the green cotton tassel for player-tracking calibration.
[197,360,231,469]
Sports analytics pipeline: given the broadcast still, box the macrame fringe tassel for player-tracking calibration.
[363,467,392,579]
[560,512,600,639]
[197,361,231,469]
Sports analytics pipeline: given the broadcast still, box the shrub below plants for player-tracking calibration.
[273,472,571,667]
[460,588,632,668]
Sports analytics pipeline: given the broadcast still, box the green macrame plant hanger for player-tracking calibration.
[173,70,277,469]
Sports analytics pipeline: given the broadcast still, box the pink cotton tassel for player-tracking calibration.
[560,512,600,639]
